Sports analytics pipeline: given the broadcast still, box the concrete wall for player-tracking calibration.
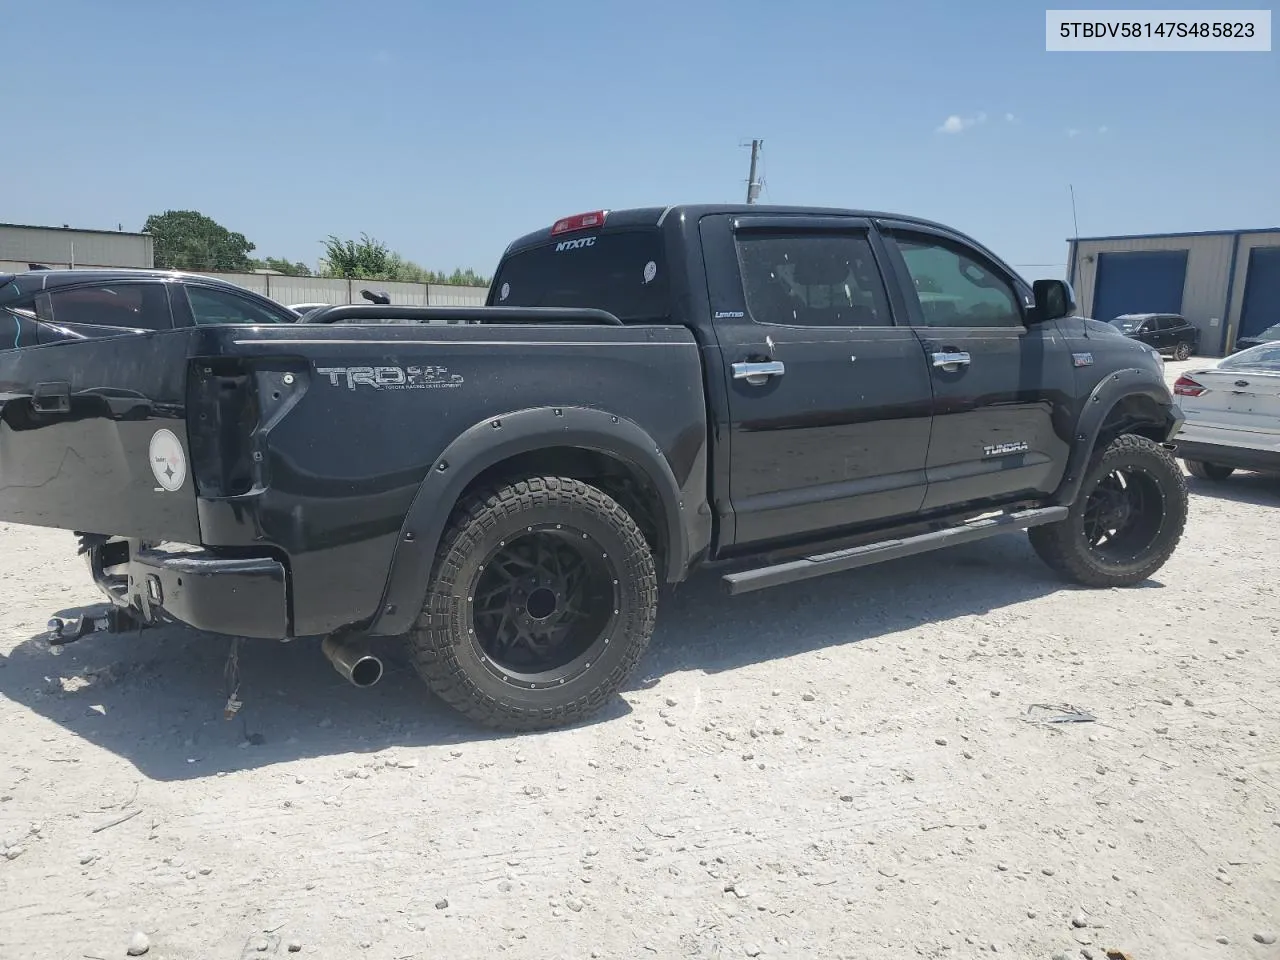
[186,272,493,307]
[0,225,153,269]
[1069,234,1235,355]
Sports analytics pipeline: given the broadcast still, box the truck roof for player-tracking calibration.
[501,203,966,256]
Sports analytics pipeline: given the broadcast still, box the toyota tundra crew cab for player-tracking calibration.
[0,205,1187,731]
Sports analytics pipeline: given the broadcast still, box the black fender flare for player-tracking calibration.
[368,405,690,636]
[1052,366,1185,506]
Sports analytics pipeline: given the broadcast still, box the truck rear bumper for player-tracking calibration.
[97,542,290,640]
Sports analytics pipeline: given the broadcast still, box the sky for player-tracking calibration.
[3,0,1276,281]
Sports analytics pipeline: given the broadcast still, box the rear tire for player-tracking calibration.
[1173,341,1191,361]
[407,476,658,731]
[1030,434,1187,588]
[1184,459,1234,482]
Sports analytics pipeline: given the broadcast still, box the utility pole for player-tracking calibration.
[745,139,763,204]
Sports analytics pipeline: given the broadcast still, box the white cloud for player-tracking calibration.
[1005,112,1017,122]
[1067,128,1081,138]
[936,112,988,134]
[1098,125,1109,134]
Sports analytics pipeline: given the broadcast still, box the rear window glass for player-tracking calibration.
[1219,344,1280,371]
[48,283,172,331]
[491,230,668,323]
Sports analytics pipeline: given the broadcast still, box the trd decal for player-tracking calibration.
[315,365,464,390]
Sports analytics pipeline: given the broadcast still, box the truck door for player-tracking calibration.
[0,310,203,544]
[876,222,1073,512]
[701,215,933,549]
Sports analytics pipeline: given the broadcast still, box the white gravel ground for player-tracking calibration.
[1,359,1277,960]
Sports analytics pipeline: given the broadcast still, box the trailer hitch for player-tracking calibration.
[47,607,143,646]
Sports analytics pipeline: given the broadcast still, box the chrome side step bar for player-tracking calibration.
[722,506,1069,596]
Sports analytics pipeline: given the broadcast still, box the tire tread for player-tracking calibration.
[407,476,657,731]
[1030,434,1187,588]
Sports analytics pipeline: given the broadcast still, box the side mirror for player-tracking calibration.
[1030,279,1076,324]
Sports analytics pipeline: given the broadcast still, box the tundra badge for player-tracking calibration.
[983,440,1029,458]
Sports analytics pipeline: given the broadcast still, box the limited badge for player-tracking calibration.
[149,428,187,492]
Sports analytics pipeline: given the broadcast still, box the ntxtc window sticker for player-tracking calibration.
[316,365,465,390]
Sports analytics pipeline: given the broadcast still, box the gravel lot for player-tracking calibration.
[2,358,1277,960]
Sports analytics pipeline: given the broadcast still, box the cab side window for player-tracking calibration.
[187,286,289,325]
[887,234,1023,328]
[736,232,893,327]
[47,282,172,331]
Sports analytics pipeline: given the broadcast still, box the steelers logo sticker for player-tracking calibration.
[149,428,187,492]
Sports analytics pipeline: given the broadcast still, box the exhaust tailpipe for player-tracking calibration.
[322,635,384,688]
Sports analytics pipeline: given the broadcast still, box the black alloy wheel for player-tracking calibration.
[408,477,658,731]
[1030,434,1188,587]
[471,526,618,685]
[1079,466,1165,564]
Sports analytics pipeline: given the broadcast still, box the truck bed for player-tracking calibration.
[0,316,710,638]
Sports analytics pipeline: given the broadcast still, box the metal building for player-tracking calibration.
[0,222,154,272]
[1067,228,1280,356]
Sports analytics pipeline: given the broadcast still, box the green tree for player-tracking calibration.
[254,256,312,276]
[143,210,255,271]
[425,267,491,287]
[320,233,400,280]
[319,233,489,286]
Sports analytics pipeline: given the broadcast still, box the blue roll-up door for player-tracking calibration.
[1090,250,1188,322]
[1238,246,1280,340]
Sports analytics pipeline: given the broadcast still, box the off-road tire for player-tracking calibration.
[1184,459,1234,482]
[408,476,658,731]
[1030,434,1187,588]
[1173,341,1192,361]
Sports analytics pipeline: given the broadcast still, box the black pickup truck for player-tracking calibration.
[0,205,1187,731]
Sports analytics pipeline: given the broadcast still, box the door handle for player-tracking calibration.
[931,351,970,370]
[732,360,785,385]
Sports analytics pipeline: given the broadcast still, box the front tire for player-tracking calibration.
[408,477,658,731]
[1185,459,1234,482]
[1030,434,1187,588]
[1173,341,1192,361]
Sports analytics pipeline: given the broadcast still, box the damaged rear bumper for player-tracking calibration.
[92,540,289,640]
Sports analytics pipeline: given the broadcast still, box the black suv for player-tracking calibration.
[1109,312,1200,360]
[0,268,300,348]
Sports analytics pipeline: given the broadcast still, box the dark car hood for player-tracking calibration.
[1078,317,1128,338]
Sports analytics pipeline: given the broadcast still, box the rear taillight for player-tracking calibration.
[1174,374,1205,397]
[551,210,608,236]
